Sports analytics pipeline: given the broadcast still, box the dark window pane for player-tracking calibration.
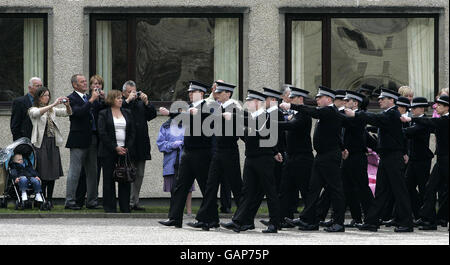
[111,21,128,91]
[135,18,215,101]
[331,18,434,99]
[0,18,24,101]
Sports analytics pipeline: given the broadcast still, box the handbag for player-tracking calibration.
[113,153,137,183]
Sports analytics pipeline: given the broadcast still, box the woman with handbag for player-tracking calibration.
[98,90,136,213]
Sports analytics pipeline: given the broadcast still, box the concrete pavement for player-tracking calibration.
[0,217,448,245]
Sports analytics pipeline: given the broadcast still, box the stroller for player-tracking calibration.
[0,137,50,211]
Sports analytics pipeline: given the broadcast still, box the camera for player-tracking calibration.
[136,91,142,98]
[62,99,67,103]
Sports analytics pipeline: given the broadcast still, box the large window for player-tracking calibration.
[286,14,438,100]
[90,14,243,103]
[0,14,47,106]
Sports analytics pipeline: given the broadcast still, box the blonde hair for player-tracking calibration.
[105,89,122,106]
[438,87,449,96]
[90,75,104,88]
[398,86,414,97]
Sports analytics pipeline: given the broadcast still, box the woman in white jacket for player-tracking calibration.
[28,87,72,208]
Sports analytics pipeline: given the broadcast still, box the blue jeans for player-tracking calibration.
[18,177,42,194]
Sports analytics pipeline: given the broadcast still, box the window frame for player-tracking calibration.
[285,13,440,104]
[0,13,48,109]
[89,13,244,108]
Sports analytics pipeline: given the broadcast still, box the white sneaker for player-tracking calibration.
[35,193,43,202]
[21,192,28,202]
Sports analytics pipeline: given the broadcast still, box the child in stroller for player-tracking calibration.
[9,153,44,207]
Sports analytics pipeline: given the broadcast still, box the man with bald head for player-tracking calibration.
[10,77,43,141]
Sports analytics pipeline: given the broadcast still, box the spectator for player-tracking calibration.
[156,111,195,217]
[64,74,103,210]
[10,154,43,204]
[76,75,106,207]
[398,86,414,103]
[98,90,136,213]
[28,87,71,208]
[121,80,157,211]
[10,77,43,141]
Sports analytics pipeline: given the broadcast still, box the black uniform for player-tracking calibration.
[195,101,243,224]
[415,113,449,225]
[278,109,313,219]
[167,100,212,222]
[315,106,345,222]
[403,114,433,220]
[291,103,346,226]
[357,105,413,228]
[341,109,374,223]
[231,109,281,227]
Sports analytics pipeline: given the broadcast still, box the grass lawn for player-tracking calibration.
[0,204,289,214]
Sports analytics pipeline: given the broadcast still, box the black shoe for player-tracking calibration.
[220,221,240,230]
[285,217,309,228]
[260,219,270,226]
[238,224,255,232]
[358,223,378,232]
[383,219,398,227]
[319,219,334,227]
[131,205,146,211]
[64,205,81,210]
[298,223,319,231]
[324,224,345,232]
[395,226,414,232]
[419,222,437,231]
[159,219,182,228]
[344,219,362,228]
[280,221,295,229]
[86,205,102,210]
[187,221,207,229]
[437,219,448,227]
[202,222,220,231]
[262,224,278,233]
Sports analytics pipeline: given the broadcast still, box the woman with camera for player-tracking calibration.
[98,90,136,213]
[28,87,72,208]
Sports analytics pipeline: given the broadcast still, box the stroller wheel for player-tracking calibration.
[40,201,50,211]
[0,198,7,208]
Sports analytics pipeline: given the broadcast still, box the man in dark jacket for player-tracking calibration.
[345,88,413,232]
[281,86,346,233]
[121,80,157,211]
[65,74,103,210]
[10,77,42,141]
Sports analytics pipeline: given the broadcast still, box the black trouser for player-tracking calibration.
[316,187,331,221]
[342,151,374,222]
[300,150,346,225]
[365,151,413,227]
[420,155,449,224]
[405,159,432,219]
[101,154,131,213]
[168,148,211,221]
[279,152,313,219]
[219,180,232,211]
[41,180,55,201]
[232,155,280,226]
[196,148,242,223]
[274,152,286,196]
[76,158,102,207]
